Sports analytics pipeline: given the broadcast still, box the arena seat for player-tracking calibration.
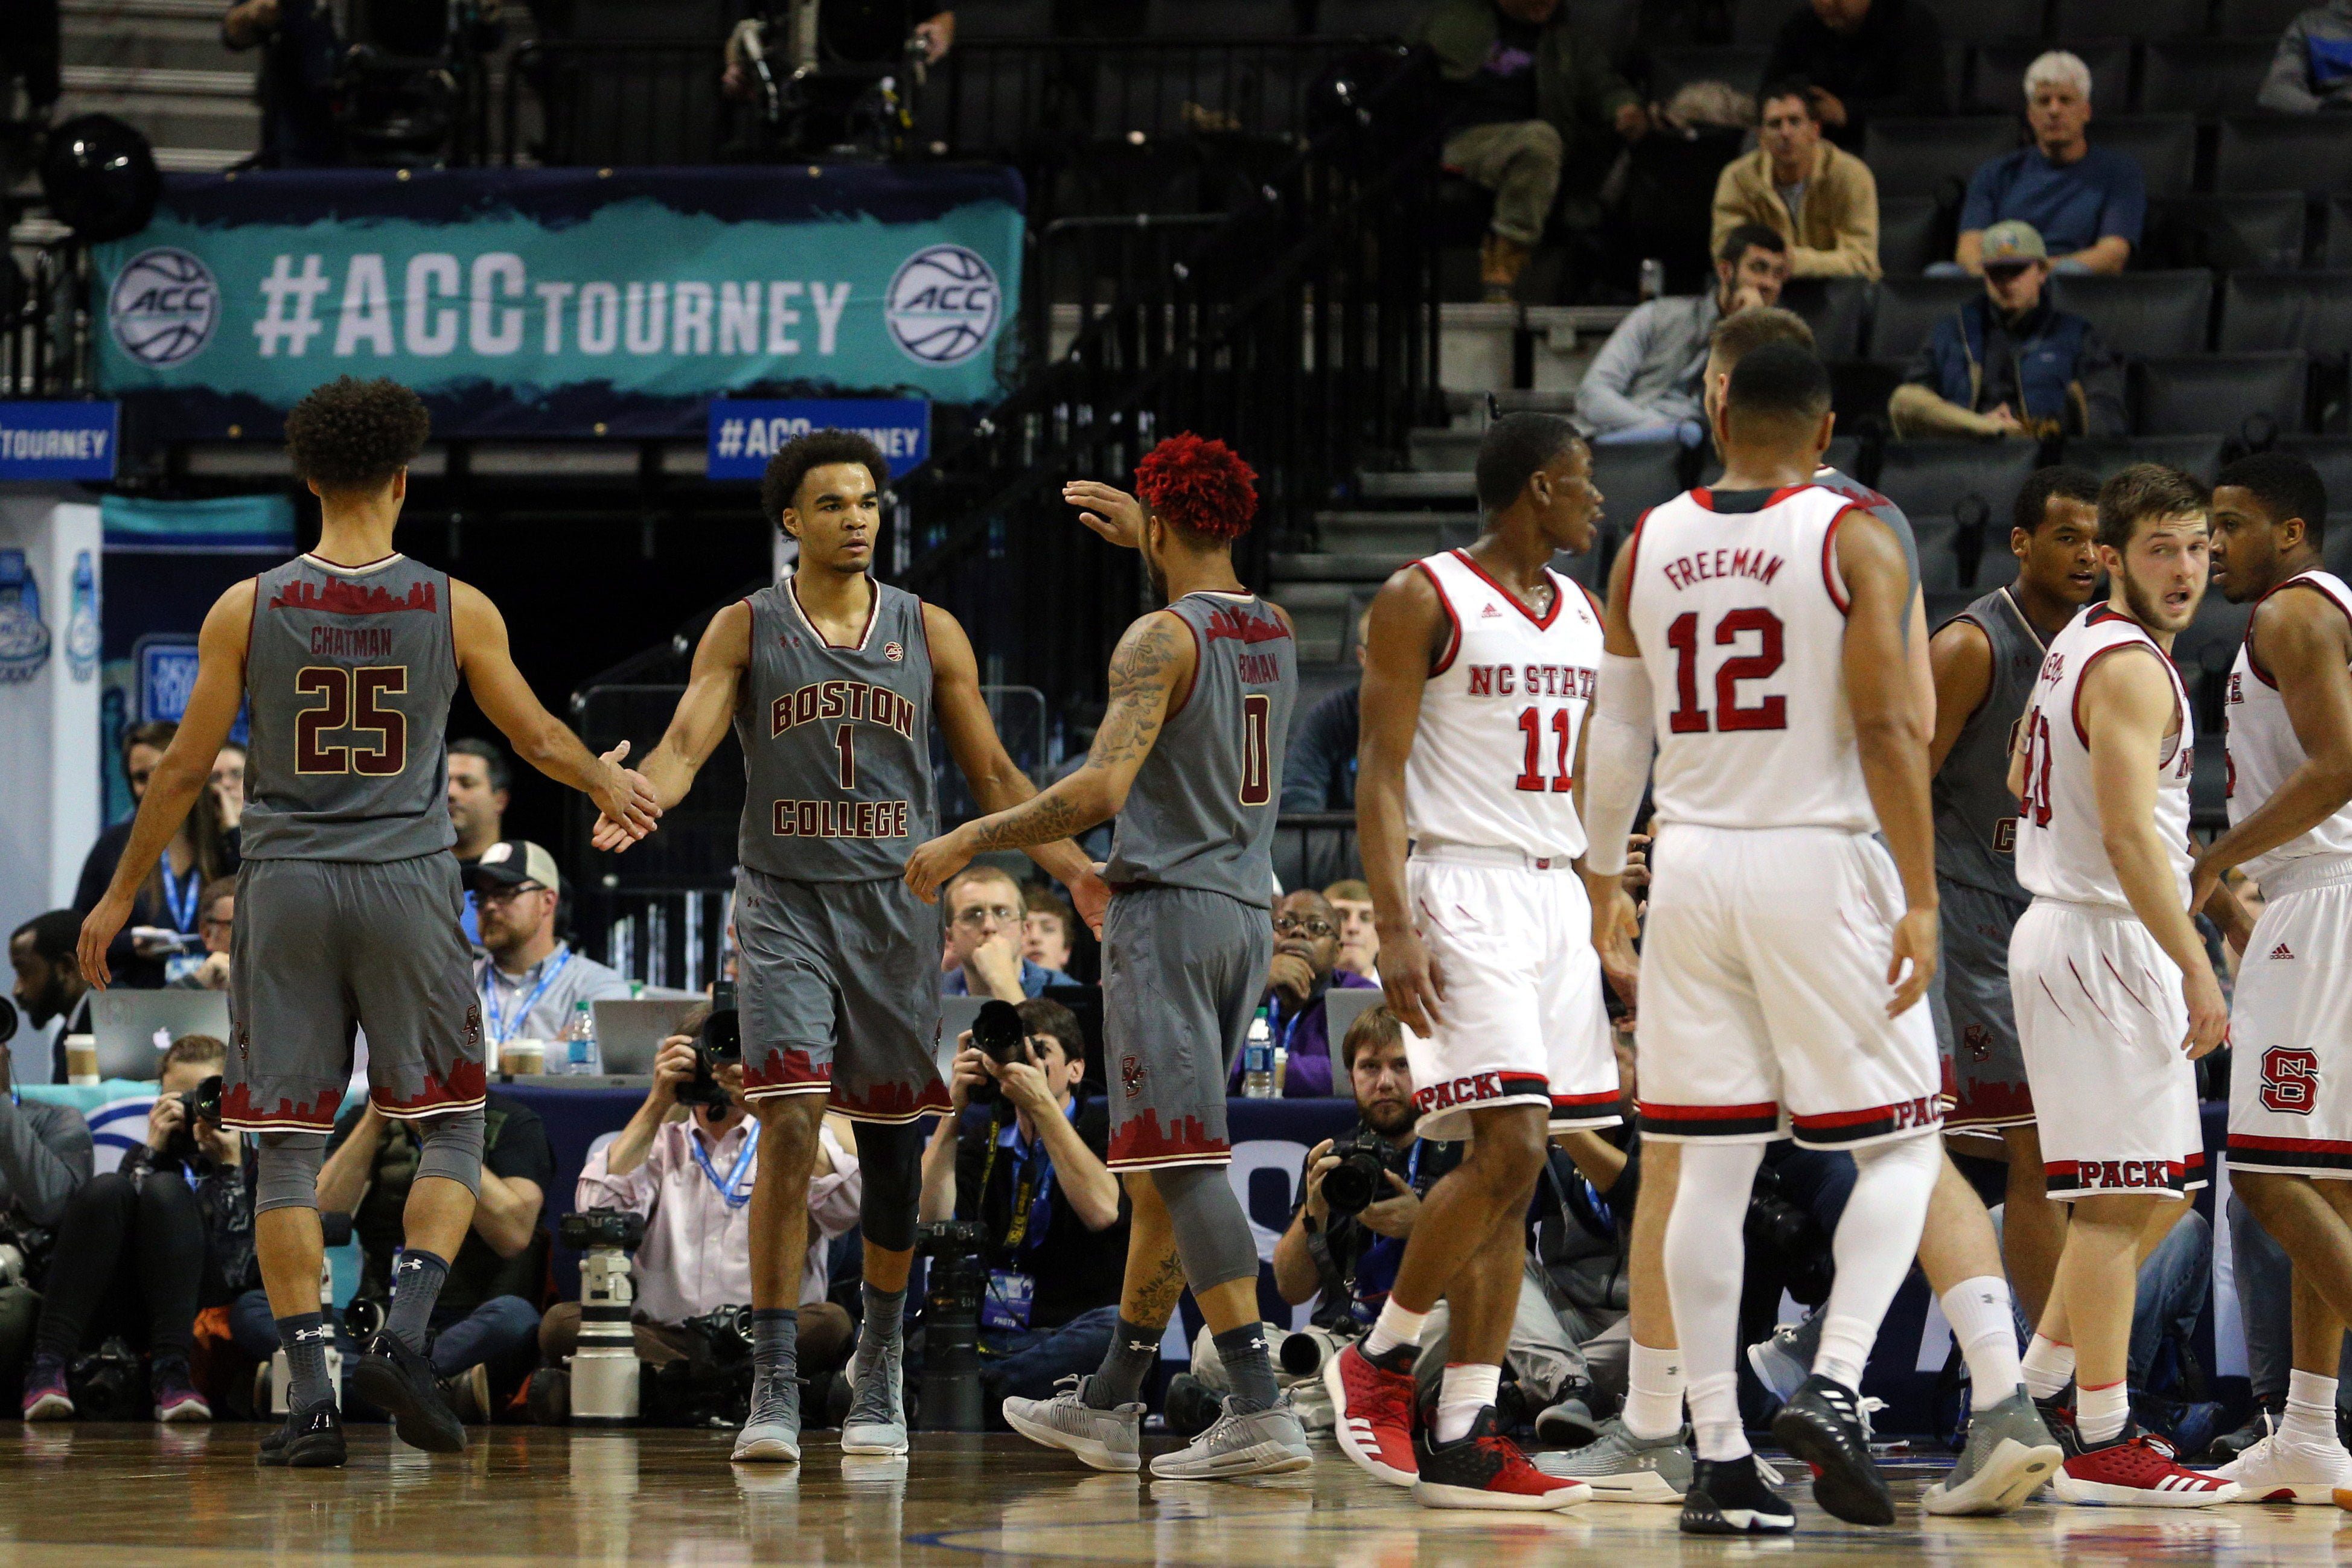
[2217,0,2309,34]
[2143,193,2309,273]
[2051,271,2215,357]
[2062,433,2226,484]
[1866,275,1987,359]
[2135,38,2276,113]
[1876,439,2041,525]
[2219,272,2352,357]
[1731,0,1801,45]
[1967,40,2130,116]
[2331,200,2352,270]
[1877,196,1945,276]
[1919,0,2053,46]
[1591,443,1687,529]
[2084,115,2199,199]
[2053,0,2208,39]
[2217,118,2352,200]
[1147,0,1301,36]
[1780,277,1872,360]
[2133,354,2309,437]
[954,0,1055,37]
[1863,118,2019,202]
[1649,45,1770,99]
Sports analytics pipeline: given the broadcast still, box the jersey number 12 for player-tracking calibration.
[1664,608,1788,733]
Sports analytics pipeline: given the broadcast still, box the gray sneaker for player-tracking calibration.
[1923,1385,2065,1516]
[1149,1395,1312,1480]
[1745,1311,1821,1405]
[1535,1417,1693,1503]
[730,1367,802,1464]
[840,1335,909,1456]
[1003,1375,1144,1473]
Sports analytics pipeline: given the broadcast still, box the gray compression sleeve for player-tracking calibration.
[1153,1162,1260,1293]
[411,1106,485,1195]
[255,1131,328,1214]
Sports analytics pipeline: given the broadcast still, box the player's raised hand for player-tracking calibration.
[1378,925,1446,1035]
[1064,481,1145,550]
[2182,964,2229,1060]
[1885,905,1938,1017]
[904,826,976,904]
[77,892,132,990]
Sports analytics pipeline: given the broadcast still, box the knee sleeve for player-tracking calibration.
[1152,1164,1258,1293]
[412,1106,485,1195]
[855,1121,924,1253]
[255,1132,328,1214]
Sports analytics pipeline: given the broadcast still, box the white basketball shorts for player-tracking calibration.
[1637,823,1941,1150]
[2228,860,2352,1179]
[1401,846,1620,1143]
[2010,897,2205,1199]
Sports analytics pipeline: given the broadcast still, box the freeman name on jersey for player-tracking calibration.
[769,678,921,740]
[1655,545,1787,592]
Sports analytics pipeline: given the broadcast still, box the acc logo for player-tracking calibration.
[885,245,1000,366]
[883,640,904,663]
[108,247,220,368]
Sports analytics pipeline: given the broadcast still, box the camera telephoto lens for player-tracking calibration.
[965,999,1024,1107]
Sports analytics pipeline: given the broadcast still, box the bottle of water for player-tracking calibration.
[65,551,98,682]
[563,999,599,1076]
[1242,1007,1275,1098]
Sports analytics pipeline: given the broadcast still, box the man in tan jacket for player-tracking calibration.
[1709,81,1879,279]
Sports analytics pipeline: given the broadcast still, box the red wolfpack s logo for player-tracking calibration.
[1203,607,1291,645]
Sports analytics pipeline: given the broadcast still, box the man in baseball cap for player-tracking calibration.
[1889,220,2125,441]
[468,841,633,1057]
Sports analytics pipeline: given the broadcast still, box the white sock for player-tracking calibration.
[1942,1276,2024,1397]
[1812,1134,1941,1391]
[1363,1299,1428,1360]
[1687,1370,1751,1461]
[2078,1378,2129,1445]
[1433,1362,1501,1444]
[2021,1333,2076,1400]
[2284,1369,2341,1448]
[1623,1340,1687,1442]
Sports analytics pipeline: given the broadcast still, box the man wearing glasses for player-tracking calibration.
[942,865,1076,1001]
[168,878,239,992]
[467,841,631,1057]
[1226,889,1378,1098]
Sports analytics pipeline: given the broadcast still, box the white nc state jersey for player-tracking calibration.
[2017,604,2194,911]
[1404,549,1603,860]
[2227,570,2352,885]
[1624,483,1876,832]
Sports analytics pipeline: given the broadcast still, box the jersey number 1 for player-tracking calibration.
[2018,710,2054,827]
[1239,693,1273,806]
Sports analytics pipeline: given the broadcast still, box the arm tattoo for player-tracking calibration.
[1127,1245,1188,1330]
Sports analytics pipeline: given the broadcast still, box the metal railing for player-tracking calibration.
[1,240,91,399]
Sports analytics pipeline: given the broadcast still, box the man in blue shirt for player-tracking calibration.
[1226,890,1380,1098]
[1949,50,2141,276]
[941,866,1076,1000]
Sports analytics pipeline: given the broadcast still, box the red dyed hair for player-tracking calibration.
[1133,433,1257,542]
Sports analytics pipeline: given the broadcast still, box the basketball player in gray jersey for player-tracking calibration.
[78,378,659,1467]
[595,430,1108,1465]
[905,433,1309,1480]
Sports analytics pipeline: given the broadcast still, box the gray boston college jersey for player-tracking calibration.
[1814,465,1920,609]
[734,575,936,882]
[1102,591,1296,905]
[240,553,460,864]
[1934,585,2046,901]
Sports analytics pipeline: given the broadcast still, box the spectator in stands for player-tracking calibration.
[1761,0,1946,150]
[167,878,236,993]
[209,742,246,832]
[1576,225,1789,444]
[918,996,1129,1416]
[1323,878,1379,981]
[469,840,631,1058]
[2258,0,2352,111]
[1710,80,1880,279]
[77,720,238,989]
[220,0,345,168]
[1021,887,1079,978]
[0,0,57,129]
[448,738,510,943]
[232,1089,554,1421]
[9,912,92,1085]
[1890,220,2126,440]
[942,866,1075,1000]
[1951,51,2142,276]
[534,1010,860,1418]
[1228,890,1379,1098]
[1423,0,1649,302]
[21,1034,251,1424]
[1282,609,1370,813]
[0,1025,92,1397]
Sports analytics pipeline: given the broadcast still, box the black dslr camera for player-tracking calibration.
[560,1209,649,1252]
[962,1000,1026,1107]
[676,983,743,1113]
[1320,1132,1406,1219]
[161,1074,226,1168]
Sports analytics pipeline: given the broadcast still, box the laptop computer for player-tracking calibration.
[1321,986,1387,1057]
[591,996,704,1077]
[938,994,988,1071]
[91,990,232,1081]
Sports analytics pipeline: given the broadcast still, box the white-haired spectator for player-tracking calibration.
[2257,0,2352,112]
[1945,51,2143,277]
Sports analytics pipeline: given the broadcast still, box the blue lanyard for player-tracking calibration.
[481,948,572,1047]
[689,1121,761,1209]
[161,862,201,933]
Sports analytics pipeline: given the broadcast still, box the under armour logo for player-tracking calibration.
[292,1325,332,1343]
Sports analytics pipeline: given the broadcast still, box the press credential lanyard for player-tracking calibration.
[481,948,573,1047]
[691,1120,761,1209]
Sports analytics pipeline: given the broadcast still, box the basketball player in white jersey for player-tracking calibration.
[1323,412,1620,1510]
[2007,464,2237,1505]
[1582,342,1943,1534]
[2188,453,2352,1501]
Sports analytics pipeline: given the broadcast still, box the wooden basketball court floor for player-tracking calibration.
[2,1425,2345,1566]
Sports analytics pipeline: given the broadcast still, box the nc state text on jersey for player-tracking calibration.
[1465,663,1597,699]
[770,679,919,739]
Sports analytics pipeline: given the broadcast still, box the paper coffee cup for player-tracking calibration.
[63,1034,98,1086]
[502,1039,547,1076]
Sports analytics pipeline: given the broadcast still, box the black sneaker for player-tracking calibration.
[1162,1372,1224,1441]
[350,1331,466,1455]
[1770,1373,1894,1526]
[2035,1391,2084,1459]
[2202,1397,2280,1464]
[1679,1453,1795,1534]
[258,1400,346,1468]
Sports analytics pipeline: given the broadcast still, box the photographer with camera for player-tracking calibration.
[917,997,1127,1416]
[0,1004,92,1403]
[533,999,861,1418]
[21,1034,249,1423]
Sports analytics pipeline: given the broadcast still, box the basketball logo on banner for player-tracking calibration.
[108,247,220,368]
[885,245,1000,367]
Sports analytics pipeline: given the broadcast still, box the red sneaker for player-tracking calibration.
[1412,1406,1593,1511]
[1325,1342,1419,1486]
[2054,1427,2241,1507]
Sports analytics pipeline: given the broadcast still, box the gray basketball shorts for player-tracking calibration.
[1102,884,1274,1170]
[225,854,483,1133]
[733,866,947,1123]
[1930,876,2034,1131]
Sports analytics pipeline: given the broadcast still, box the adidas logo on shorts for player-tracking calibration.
[2272,942,2296,961]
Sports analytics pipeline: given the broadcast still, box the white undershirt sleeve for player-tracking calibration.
[1583,651,1655,877]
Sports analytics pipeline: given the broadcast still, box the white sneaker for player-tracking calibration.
[2211,1431,2352,1505]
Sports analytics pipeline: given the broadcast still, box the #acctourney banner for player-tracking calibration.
[90,166,1024,441]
